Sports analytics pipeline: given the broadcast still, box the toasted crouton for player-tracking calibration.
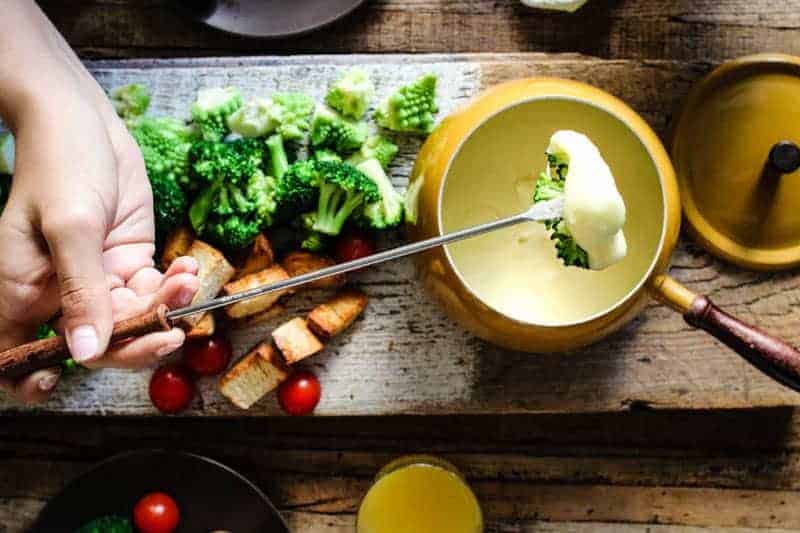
[228,304,287,329]
[272,317,324,364]
[160,226,195,270]
[222,265,292,319]
[307,289,368,340]
[281,251,345,290]
[182,240,236,327]
[186,312,215,339]
[236,234,275,279]
[219,343,290,409]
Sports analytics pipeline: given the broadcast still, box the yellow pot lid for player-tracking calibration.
[671,54,800,270]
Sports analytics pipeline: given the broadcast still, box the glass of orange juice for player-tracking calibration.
[356,455,483,533]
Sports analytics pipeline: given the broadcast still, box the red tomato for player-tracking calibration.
[334,231,376,264]
[133,492,180,533]
[278,371,321,416]
[183,333,233,376]
[149,365,194,414]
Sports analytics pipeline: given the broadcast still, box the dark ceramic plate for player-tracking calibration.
[32,450,289,533]
[173,0,367,39]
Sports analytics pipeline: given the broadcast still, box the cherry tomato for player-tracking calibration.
[334,231,375,264]
[183,333,233,376]
[278,371,321,416]
[133,491,180,533]
[149,365,194,414]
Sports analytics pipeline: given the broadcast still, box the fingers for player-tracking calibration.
[164,256,199,278]
[126,267,163,296]
[103,242,155,282]
[82,328,185,370]
[42,213,113,365]
[84,271,198,370]
[0,367,60,405]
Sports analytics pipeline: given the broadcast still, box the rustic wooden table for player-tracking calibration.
[4,1,800,531]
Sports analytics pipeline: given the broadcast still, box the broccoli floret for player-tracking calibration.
[247,170,279,226]
[188,138,265,190]
[346,135,398,169]
[75,516,134,533]
[191,87,243,141]
[532,171,564,203]
[206,215,262,250]
[110,83,151,120]
[227,97,280,138]
[531,154,589,269]
[325,67,375,120]
[374,73,438,135]
[266,133,289,180]
[311,105,368,154]
[293,212,328,252]
[404,173,424,225]
[355,158,404,229]
[312,149,343,164]
[312,160,379,236]
[128,116,197,189]
[274,160,321,220]
[229,93,315,141]
[35,324,82,373]
[0,131,15,175]
[272,92,315,141]
[190,169,278,251]
[150,172,188,241]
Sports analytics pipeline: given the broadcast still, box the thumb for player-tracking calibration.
[43,215,112,364]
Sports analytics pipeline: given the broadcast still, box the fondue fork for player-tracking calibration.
[0,198,565,379]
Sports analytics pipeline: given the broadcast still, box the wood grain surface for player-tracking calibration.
[4,3,800,532]
[4,408,800,532]
[37,0,800,62]
[4,54,800,417]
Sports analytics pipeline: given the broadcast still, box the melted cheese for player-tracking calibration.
[548,130,627,270]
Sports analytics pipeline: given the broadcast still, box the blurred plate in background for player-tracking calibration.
[32,450,289,532]
[173,0,367,39]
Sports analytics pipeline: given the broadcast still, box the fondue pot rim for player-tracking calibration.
[435,92,670,329]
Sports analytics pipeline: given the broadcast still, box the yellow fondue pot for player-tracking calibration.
[408,68,800,391]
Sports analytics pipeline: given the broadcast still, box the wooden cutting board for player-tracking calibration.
[3,53,800,416]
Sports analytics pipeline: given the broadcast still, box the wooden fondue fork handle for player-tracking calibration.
[684,296,800,391]
[0,305,172,380]
[654,275,800,392]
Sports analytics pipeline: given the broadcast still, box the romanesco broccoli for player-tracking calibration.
[325,67,375,120]
[374,74,438,135]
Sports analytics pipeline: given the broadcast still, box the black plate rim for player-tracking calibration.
[33,449,289,532]
[172,0,368,40]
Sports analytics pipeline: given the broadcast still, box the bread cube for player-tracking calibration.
[281,251,345,290]
[222,265,291,319]
[272,317,324,364]
[307,289,368,340]
[219,343,290,409]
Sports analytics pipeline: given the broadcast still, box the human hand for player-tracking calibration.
[0,3,199,403]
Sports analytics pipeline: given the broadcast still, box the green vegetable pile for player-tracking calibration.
[108,70,439,253]
[75,515,133,533]
[532,153,590,269]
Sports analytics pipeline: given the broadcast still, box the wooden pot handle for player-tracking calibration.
[653,275,800,392]
[0,305,172,380]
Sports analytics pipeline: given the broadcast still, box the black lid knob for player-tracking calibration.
[769,141,800,174]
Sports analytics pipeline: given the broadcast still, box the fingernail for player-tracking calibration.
[68,325,99,362]
[156,343,182,358]
[176,287,195,308]
[38,370,61,391]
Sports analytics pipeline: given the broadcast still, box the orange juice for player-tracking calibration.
[356,456,483,533]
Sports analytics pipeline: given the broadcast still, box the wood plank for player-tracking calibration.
[3,409,800,531]
[3,54,800,417]
[39,0,800,62]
